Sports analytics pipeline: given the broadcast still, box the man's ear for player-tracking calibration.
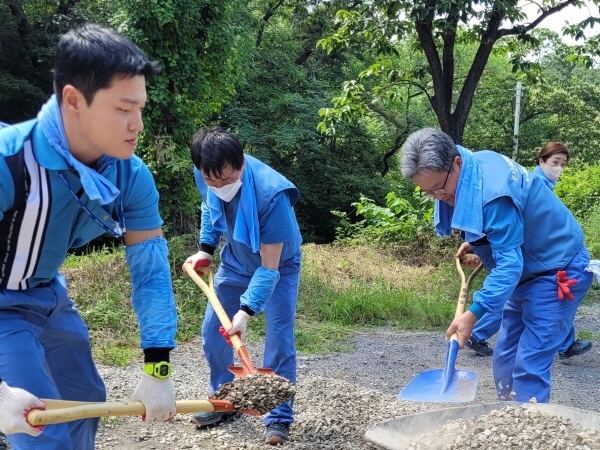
[455,155,463,169]
[62,85,84,115]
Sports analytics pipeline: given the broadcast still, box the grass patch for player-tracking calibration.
[61,240,485,366]
[299,243,484,330]
[576,330,600,341]
[63,235,207,365]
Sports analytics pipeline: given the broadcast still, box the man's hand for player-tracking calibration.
[445,311,478,348]
[456,243,481,268]
[220,310,251,345]
[182,251,213,276]
[0,381,45,436]
[133,374,176,422]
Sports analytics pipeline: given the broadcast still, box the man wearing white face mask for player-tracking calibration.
[183,127,302,445]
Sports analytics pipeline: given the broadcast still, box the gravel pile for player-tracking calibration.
[408,404,600,450]
[212,373,295,414]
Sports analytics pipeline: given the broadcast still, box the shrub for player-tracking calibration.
[555,165,600,221]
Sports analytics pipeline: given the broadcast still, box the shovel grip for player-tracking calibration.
[455,254,484,318]
[28,399,233,426]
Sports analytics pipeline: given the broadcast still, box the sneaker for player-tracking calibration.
[191,411,238,429]
[465,337,493,356]
[0,432,6,450]
[558,339,592,360]
[266,422,290,445]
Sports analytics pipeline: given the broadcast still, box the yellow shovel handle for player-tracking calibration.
[183,264,244,352]
[28,399,233,426]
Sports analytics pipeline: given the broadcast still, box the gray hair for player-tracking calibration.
[400,128,460,179]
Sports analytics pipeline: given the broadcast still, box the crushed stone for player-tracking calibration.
[212,373,295,414]
[408,404,600,450]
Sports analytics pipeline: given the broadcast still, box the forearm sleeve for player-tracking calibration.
[125,236,178,350]
[240,266,280,315]
[199,201,221,249]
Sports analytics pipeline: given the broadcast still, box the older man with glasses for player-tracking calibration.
[400,128,593,404]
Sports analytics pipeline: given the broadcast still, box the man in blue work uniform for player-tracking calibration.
[184,127,302,445]
[464,141,591,360]
[0,24,178,449]
[400,128,593,403]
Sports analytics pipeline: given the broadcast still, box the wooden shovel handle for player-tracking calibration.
[28,399,235,426]
[455,253,484,315]
[183,264,243,351]
[449,254,484,342]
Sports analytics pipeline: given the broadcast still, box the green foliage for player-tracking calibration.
[221,1,393,243]
[465,30,600,168]
[114,0,244,234]
[554,166,600,222]
[0,1,56,122]
[582,203,600,260]
[333,189,434,245]
[316,1,598,144]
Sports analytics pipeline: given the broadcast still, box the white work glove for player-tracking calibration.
[132,374,176,422]
[182,250,213,276]
[227,310,251,343]
[0,381,45,436]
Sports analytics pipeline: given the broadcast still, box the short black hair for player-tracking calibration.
[53,23,160,105]
[190,127,245,179]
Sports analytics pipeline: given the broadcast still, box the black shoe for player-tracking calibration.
[266,422,290,445]
[558,339,592,360]
[191,411,238,429]
[465,337,493,356]
[0,432,7,450]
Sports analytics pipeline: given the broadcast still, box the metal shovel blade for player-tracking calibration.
[398,340,477,403]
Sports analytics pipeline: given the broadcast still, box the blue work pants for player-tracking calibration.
[0,275,106,450]
[492,247,592,403]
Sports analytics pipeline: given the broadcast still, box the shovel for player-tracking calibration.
[184,263,276,377]
[27,398,238,426]
[398,254,483,402]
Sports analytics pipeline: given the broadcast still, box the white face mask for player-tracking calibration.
[208,178,242,202]
[541,164,564,182]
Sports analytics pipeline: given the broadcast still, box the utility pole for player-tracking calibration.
[512,81,522,160]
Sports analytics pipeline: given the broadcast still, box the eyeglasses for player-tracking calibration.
[423,165,452,199]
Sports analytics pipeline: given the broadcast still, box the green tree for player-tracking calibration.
[318,0,600,144]
[221,0,392,242]
[114,0,244,234]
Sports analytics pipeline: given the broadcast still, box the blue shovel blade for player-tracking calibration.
[398,368,477,402]
[398,339,477,403]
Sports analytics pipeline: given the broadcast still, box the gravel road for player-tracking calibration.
[3,302,600,449]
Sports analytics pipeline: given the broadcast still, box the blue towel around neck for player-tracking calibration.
[37,95,120,205]
[206,163,261,253]
[434,146,484,242]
